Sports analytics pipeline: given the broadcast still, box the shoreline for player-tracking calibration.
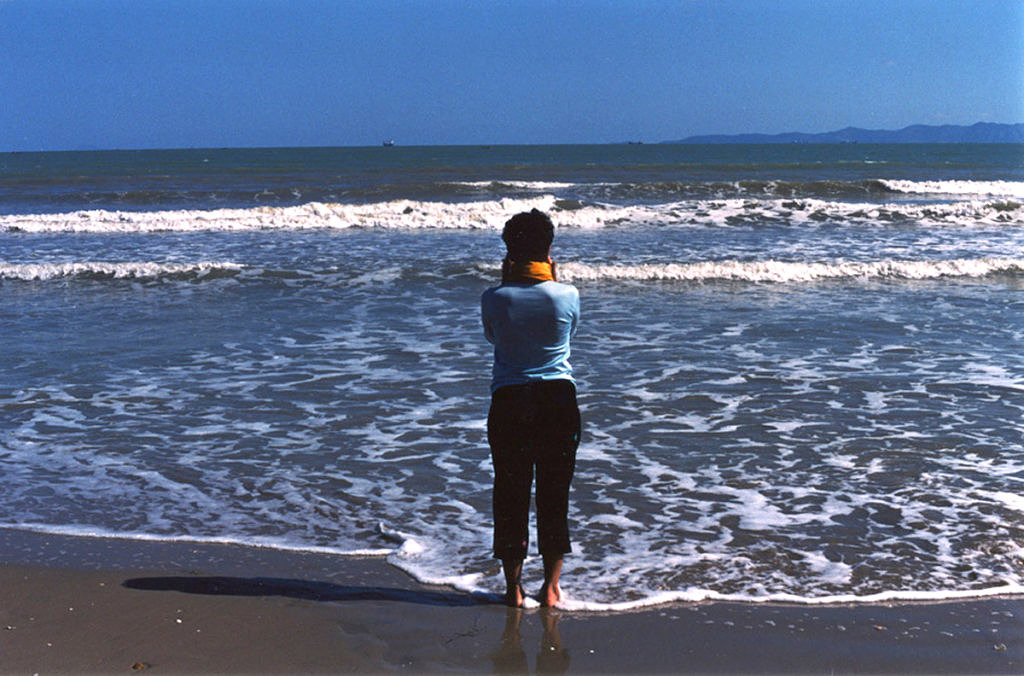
[1,528,1022,673]
[5,523,1023,611]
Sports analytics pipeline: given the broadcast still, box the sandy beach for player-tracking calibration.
[1,528,1021,674]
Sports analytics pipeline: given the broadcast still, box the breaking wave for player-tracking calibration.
[543,257,1024,284]
[0,261,243,281]
[879,179,1024,199]
[7,178,1023,214]
[2,193,1023,233]
[7,257,1023,286]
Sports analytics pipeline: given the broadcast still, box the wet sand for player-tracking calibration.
[1,528,1021,674]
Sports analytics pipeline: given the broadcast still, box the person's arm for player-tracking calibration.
[569,288,580,337]
[481,292,496,344]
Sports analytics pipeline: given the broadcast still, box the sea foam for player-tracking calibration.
[880,179,1024,199]
[0,523,392,557]
[2,192,1023,233]
[0,261,243,281]
[9,257,1021,287]
[551,257,1024,283]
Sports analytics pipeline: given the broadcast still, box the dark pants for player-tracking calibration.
[488,380,581,561]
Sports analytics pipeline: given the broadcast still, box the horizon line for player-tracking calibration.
[4,121,1023,154]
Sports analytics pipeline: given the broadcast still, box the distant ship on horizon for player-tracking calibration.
[382,139,395,147]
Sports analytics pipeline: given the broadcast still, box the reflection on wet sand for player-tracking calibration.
[491,608,570,675]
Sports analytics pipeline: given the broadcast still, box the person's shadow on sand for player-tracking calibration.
[125,576,569,674]
[122,575,495,607]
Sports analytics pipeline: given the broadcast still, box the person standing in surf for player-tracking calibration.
[481,209,581,608]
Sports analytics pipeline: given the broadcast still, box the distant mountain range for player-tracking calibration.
[665,122,1024,144]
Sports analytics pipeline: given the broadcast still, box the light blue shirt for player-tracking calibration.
[481,280,579,393]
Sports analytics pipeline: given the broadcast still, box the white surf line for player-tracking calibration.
[0,523,392,557]
[0,261,244,280]
[553,257,1024,283]
[556,582,1024,612]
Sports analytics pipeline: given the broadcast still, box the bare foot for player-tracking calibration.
[504,584,527,608]
[539,581,562,607]
[500,558,525,608]
[540,555,564,607]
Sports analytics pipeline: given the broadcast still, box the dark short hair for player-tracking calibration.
[502,209,554,261]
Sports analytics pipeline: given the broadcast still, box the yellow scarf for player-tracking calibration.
[502,260,555,283]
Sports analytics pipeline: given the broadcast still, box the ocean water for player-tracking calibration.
[2,144,1023,610]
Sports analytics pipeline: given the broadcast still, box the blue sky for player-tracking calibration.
[2,0,1022,150]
